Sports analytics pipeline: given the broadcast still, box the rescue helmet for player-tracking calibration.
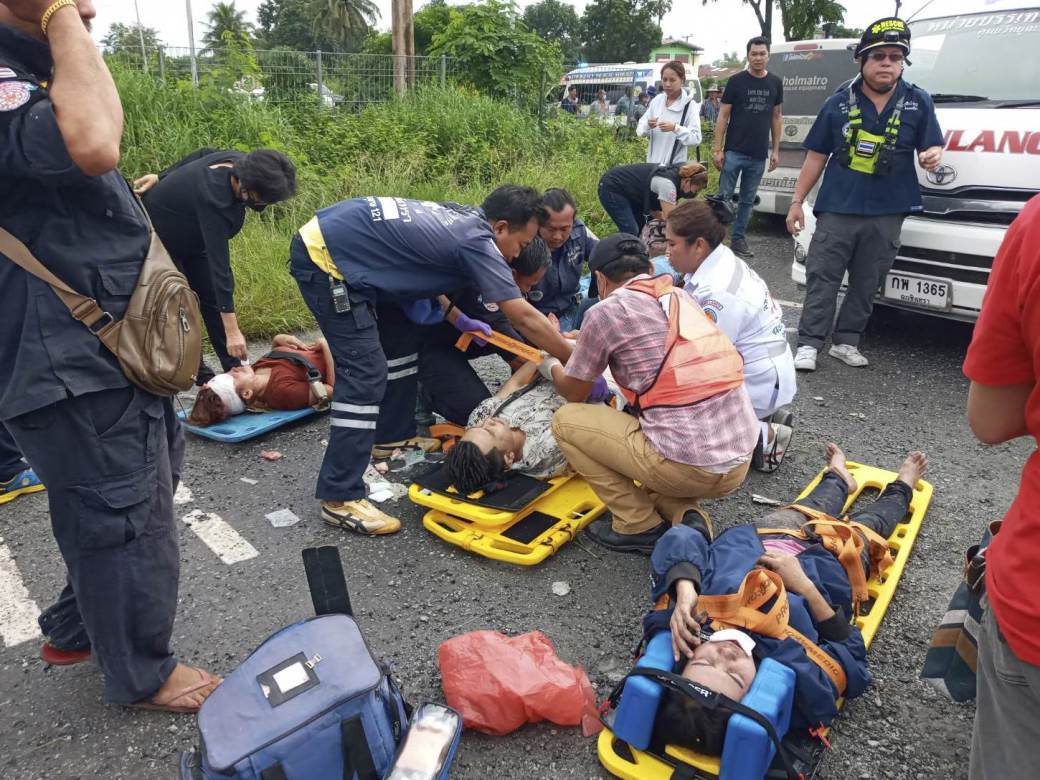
[855,17,911,59]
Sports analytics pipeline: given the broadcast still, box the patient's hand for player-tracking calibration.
[670,579,703,661]
[757,551,814,595]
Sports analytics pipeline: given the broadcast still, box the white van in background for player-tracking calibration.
[548,62,702,119]
[755,38,858,215]
[791,1,1040,322]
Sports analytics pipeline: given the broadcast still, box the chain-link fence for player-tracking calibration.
[104,46,461,111]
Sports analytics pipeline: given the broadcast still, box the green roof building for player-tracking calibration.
[649,38,704,69]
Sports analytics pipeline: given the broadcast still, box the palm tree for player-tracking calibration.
[202,1,254,53]
[312,0,380,49]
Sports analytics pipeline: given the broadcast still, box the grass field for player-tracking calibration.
[116,67,718,336]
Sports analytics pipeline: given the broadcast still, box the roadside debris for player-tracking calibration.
[260,450,283,461]
[265,509,301,528]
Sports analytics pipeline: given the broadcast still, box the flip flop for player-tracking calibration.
[128,667,222,714]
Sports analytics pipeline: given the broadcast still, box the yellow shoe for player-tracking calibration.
[371,437,442,459]
[320,500,401,535]
[0,468,45,505]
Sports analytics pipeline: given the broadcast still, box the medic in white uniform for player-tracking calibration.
[665,197,797,471]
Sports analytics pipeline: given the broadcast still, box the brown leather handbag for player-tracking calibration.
[0,226,202,396]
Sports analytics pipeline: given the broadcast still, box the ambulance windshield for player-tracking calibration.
[908,9,1040,103]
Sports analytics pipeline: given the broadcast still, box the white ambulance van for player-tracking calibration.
[791,1,1040,322]
[548,63,702,119]
[755,38,858,216]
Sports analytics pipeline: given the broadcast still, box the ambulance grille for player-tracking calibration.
[920,186,1036,227]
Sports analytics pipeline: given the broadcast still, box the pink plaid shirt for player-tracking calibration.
[566,276,758,470]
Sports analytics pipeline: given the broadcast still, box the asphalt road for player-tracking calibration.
[0,215,1028,780]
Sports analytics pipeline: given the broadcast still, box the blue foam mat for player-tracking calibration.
[176,407,320,442]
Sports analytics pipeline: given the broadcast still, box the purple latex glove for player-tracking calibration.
[587,376,612,404]
[453,312,492,347]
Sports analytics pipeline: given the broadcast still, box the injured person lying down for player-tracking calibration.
[645,443,928,753]
[444,360,613,494]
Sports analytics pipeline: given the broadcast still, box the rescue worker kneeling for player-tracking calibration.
[544,234,759,554]
[648,444,927,752]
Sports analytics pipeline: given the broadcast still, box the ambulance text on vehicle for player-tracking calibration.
[791,1,1040,322]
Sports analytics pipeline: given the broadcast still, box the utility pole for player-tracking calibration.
[185,0,199,87]
[133,0,148,72]
[391,0,415,95]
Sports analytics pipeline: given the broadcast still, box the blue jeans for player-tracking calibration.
[718,151,767,241]
[598,181,642,235]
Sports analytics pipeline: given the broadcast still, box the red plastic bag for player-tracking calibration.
[438,630,602,737]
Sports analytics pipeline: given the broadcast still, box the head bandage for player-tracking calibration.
[206,373,246,415]
[707,628,756,657]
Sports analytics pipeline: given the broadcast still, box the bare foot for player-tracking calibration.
[897,451,928,489]
[152,662,221,709]
[825,443,858,493]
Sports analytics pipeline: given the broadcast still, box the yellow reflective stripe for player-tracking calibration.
[299,216,343,281]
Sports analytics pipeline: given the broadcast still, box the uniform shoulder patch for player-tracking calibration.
[0,80,33,111]
[483,301,500,312]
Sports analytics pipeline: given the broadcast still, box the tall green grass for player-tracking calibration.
[115,67,717,336]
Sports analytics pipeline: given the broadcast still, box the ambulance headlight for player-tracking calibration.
[794,242,807,265]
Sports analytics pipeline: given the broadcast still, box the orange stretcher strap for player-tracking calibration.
[455,329,543,364]
[697,568,848,696]
[429,423,465,452]
[780,505,895,614]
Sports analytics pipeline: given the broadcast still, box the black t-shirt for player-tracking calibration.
[142,149,248,312]
[721,70,783,158]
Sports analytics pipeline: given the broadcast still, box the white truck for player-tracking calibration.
[791,1,1040,322]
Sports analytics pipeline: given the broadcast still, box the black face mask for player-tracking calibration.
[246,202,268,213]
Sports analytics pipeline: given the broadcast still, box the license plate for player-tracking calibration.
[883,272,952,311]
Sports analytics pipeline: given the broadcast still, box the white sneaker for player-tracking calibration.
[828,344,869,367]
[794,345,818,372]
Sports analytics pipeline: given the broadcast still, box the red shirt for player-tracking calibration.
[253,345,329,411]
[963,195,1040,664]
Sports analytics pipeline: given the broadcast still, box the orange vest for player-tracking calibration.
[617,275,744,414]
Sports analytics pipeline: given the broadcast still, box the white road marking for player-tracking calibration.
[0,543,42,647]
[174,483,194,505]
[775,299,804,309]
[181,510,258,565]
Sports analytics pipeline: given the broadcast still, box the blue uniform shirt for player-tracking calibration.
[803,79,943,216]
[645,524,871,729]
[0,25,148,422]
[316,196,521,305]
[530,220,598,315]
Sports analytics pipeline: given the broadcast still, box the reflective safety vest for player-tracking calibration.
[616,274,744,414]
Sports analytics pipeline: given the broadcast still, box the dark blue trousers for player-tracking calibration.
[0,423,26,482]
[4,385,183,703]
[291,238,393,501]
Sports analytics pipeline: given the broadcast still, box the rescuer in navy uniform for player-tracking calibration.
[0,0,219,713]
[786,17,944,372]
[291,186,573,536]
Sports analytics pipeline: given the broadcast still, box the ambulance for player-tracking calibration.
[548,62,702,118]
[791,1,1040,322]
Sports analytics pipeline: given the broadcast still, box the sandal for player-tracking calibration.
[128,667,221,714]
[753,423,793,474]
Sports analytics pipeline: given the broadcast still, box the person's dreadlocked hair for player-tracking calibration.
[446,440,507,495]
[653,688,732,755]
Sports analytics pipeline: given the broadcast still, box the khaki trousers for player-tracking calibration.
[551,403,750,535]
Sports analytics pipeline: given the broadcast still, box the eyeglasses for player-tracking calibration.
[867,51,905,63]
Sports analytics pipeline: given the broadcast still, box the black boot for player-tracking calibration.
[584,515,668,554]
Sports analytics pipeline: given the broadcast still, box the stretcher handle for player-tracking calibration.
[455,329,543,364]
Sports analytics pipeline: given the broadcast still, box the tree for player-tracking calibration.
[582,0,662,63]
[312,0,380,50]
[256,0,337,50]
[414,0,455,54]
[778,0,845,41]
[702,0,772,40]
[823,21,861,38]
[101,22,163,55]
[202,1,253,53]
[711,50,743,68]
[523,0,583,63]
[428,0,562,99]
